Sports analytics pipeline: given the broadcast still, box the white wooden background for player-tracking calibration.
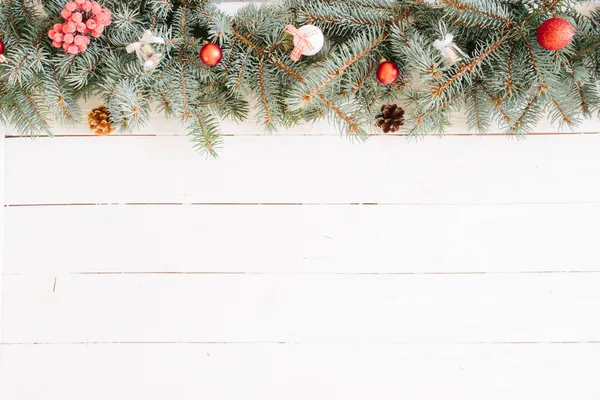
[3,2,600,398]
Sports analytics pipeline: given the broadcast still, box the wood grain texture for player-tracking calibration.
[5,203,600,274]
[2,343,600,400]
[6,135,600,205]
[4,273,600,344]
[3,1,600,398]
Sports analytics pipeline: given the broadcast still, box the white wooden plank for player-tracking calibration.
[3,273,600,343]
[2,343,600,400]
[7,135,600,205]
[5,203,600,274]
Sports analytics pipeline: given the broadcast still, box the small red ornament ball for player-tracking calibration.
[537,18,574,51]
[377,61,399,85]
[200,43,223,67]
[0,39,5,55]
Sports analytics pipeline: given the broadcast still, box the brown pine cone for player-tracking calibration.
[375,104,405,133]
[88,105,115,136]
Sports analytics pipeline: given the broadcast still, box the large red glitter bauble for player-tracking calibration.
[200,43,223,67]
[0,39,4,55]
[537,18,574,51]
[377,61,399,85]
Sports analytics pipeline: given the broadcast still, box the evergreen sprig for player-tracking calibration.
[1,0,599,156]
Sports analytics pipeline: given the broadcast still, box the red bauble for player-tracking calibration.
[0,39,4,55]
[377,61,399,85]
[200,43,223,67]
[537,18,574,51]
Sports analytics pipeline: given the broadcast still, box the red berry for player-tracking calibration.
[537,17,574,51]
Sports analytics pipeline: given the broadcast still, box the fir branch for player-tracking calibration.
[296,29,388,103]
[414,89,464,126]
[481,85,513,125]
[469,85,484,131]
[17,0,33,19]
[8,83,51,135]
[3,0,600,151]
[330,0,398,12]
[441,0,517,28]
[8,51,31,84]
[509,93,540,135]
[446,14,487,30]
[234,46,252,90]
[504,44,516,98]
[317,93,364,137]
[22,89,45,123]
[539,0,562,14]
[45,64,79,123]
[298,1,393,34]
[576,84,589,115]
[258,57,274,126]
[430,37,505,101]
[179,66,191,121]
[353,58,380,93]
[304,14,389,27]
[159,90,172,115]
[551,98,575,128]
[222,39,240,73]
[569,60,590,115]
[524,36,550,95]
[188,108,222,159]
[231,28,304,83]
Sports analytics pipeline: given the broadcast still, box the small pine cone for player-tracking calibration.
[88,105,115,136]
[375,104,405,133]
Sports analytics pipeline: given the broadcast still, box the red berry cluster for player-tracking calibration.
[48,0,112,54]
